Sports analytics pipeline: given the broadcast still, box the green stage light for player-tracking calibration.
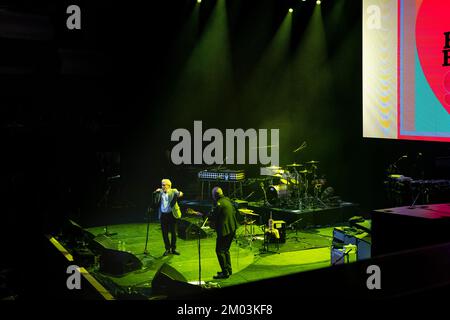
[197,0,201,3]
[289,8,293,13]
[316,0,321,4]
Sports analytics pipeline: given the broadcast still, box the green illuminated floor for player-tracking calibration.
[85,223,335,293]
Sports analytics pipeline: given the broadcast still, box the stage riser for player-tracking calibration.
[179,200,360,228]
[372,203,450,256]
[247,205,360,228]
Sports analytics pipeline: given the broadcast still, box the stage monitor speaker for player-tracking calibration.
[62,219,94,246]
[99,248,143,276]
[152,263,201,298]
[91,234,117,253]
[177,218,207,240]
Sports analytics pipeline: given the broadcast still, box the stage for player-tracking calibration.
[45,203,450,300]
[49,221,337,299]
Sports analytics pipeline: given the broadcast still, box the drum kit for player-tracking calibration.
[261,161,327,210]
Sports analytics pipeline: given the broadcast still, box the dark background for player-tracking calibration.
[1,0,450,299]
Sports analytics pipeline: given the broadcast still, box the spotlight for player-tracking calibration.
[289,8,293,13]
[197,0,201,3]
[316,0,321,4]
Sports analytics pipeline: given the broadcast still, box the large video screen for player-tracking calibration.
[363,0,450,142]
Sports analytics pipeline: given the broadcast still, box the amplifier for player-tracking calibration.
[331,244,357,265]
[198,170,245,182]
[267,220,286,243]
[333,227,371,260]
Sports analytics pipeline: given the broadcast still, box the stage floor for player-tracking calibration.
[82,222,337,299]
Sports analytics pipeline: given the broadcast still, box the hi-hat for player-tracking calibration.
[286,163,303,167]
[306,160,320,164]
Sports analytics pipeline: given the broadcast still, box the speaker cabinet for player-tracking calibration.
[91,234,117,252]
[91,235,142,276]
[177,218,207,240]
[99,248,143,276]
[152,263,201,298]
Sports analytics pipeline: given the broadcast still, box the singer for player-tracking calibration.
[153,179,183,256]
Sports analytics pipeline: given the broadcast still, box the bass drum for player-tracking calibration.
[266,184,289,205]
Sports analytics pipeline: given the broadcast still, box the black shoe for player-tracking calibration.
[228,269,233,275]
[171,250,180,255]
[163,250,170,256]
[213,272,229,279]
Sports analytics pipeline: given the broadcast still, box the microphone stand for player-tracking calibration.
[197,221,202,286]
[98,181,117,236]
[142,192,159,259]
[143,207,152,256]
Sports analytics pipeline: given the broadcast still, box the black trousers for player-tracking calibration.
[160,213,177,251]
[216,232,235,274]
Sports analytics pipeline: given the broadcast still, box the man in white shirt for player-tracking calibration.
[154,179,183,256]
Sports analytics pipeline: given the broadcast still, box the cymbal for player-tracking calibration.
[306,160,320,164]
[272,173,283,177]
[286,163,303,167]
[299,169,310,174]
[239,209,259,216]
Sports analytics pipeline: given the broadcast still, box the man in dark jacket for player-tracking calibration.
[211,187,238,279]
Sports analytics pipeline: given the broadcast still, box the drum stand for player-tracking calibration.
[237,210,259,249]
[300,169,310,210]
[311,184,327,209]
[291,167,304,211]
[242,218,256,249]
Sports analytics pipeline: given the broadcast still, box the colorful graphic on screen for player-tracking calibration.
[363,0,450,142]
